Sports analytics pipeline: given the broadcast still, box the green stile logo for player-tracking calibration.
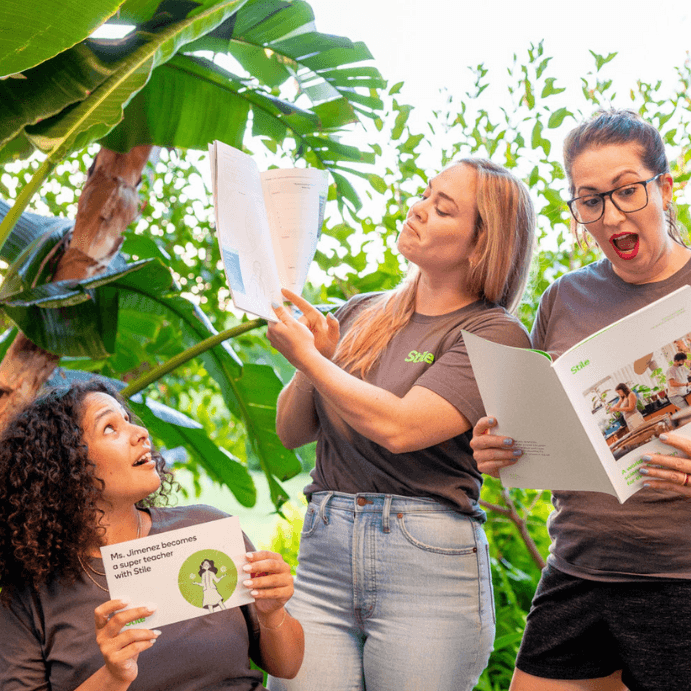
[571,359,589,374]
[405,350,435,364]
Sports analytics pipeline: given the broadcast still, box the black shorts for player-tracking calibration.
[515,564,691,691]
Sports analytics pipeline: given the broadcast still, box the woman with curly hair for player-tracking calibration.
[0,379,304,691]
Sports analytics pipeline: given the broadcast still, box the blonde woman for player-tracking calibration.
[266,159,536,691]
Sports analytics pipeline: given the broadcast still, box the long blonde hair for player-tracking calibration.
[334,158,536,378]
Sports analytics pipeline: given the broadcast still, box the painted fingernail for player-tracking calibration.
[643,483,651,488]
[487,418,495,425]
[512,449,523,457]
[251,590,259,597]
[502,438,513,446]
[152,630,162,637]
[641,455,652,462]
[246,552,254,559]
[638,468,649,475]
[243,580,253,587]
[144,602,157,613]
[243,564,252,572]
[271,302,281,309]
[659,434,669,441]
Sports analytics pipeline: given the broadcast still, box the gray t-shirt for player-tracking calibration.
[532,257,691,581]
[305,293,531,518]
[0,505,265,691]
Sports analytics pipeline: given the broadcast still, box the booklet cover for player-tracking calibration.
[464,285,691,503]
[101,516,254,629]
[209,140,329,321]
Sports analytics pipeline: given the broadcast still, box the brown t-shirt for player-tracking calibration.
[305,293,531,518]
[533,257,691,581]
[0,505,265,691]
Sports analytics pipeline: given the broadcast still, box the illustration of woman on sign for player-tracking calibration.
[193,559,228,611]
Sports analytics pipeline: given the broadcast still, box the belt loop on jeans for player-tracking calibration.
[318,491,333,525]
[382,494,393,533]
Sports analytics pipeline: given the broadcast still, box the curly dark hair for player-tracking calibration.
[0,379,175,603]
[198,559,219,577]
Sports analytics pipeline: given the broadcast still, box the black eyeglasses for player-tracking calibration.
[567,173,663,225]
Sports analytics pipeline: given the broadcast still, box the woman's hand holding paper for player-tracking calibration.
[470,416,524,478]
[93,599,160,686]
[242,551,294,617]
[267,289,339,371]
[639,432,691,496]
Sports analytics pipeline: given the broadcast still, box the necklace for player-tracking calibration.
[78,510,142,593]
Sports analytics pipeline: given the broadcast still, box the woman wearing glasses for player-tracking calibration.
[472,109,691,691]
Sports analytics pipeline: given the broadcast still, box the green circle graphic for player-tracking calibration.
[178,549,238,609]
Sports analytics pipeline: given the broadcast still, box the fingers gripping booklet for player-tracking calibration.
[464,286,691,503]
[100,516,254,629]
[208,140,329,322]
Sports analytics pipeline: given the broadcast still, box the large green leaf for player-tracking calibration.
[0,0,251,248]
[0,258,153,357]
[0,0,125,77]
[24,0,250,160]
[0,198,73,266]
[0,44,116,150]
[100,54,349,156]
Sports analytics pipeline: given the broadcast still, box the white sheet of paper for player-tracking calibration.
[210,142,283,321]
[463,332,616,496]
[209,141,328,320]
[261,168,328,294]
[464,285,691,503]
[101,516,254,629]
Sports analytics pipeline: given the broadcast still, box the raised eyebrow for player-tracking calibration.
[576,170,642,196]
[92,406,129,427]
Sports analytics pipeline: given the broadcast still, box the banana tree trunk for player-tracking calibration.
[0,144,152,428]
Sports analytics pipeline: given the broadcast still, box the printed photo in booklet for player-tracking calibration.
[465,285,691,503]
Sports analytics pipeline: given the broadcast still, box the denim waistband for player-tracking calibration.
[308,491,480,534]
[311,489,478,516]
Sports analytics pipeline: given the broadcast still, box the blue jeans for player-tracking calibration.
[268,492,495,691]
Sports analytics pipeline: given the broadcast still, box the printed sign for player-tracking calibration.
[101,516,254,629]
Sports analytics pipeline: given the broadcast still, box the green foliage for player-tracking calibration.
[0,0,385,247]
[0,0,124,77]
[3,40,691,682]
[264,500,305,573]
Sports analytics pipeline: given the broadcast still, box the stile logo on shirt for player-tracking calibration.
[405,350,435,364]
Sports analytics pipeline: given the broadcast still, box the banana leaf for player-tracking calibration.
[1,254,298,509]
[0,0,125,77]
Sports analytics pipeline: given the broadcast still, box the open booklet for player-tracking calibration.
[208,140,329,321]
[101,516,254,629]
[464,285,691,503]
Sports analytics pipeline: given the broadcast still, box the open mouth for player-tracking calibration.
[610,233,639,260]
[133,452,152,467]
